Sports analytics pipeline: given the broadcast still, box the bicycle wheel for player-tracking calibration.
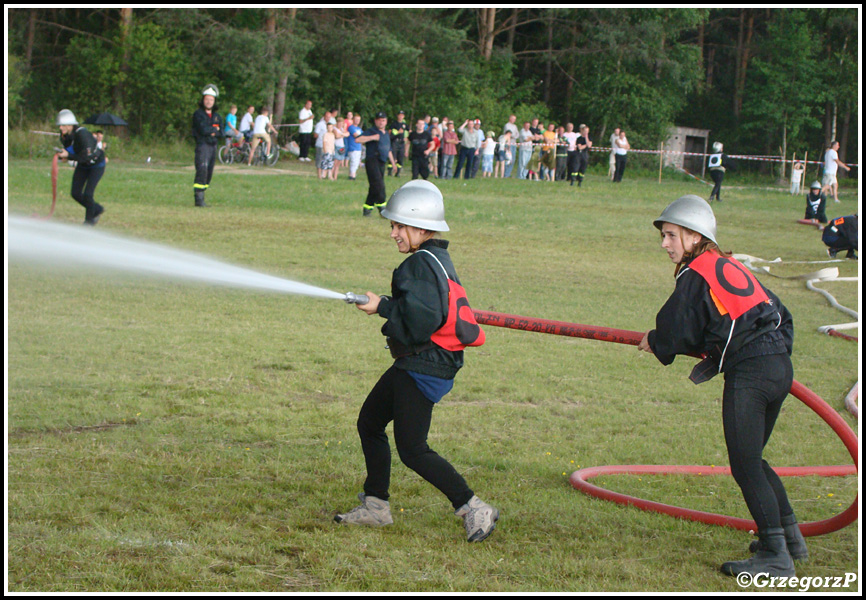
[252,144,265,166]
[238,142,251,165]
[265,145,280,166]
[218,145,233,164]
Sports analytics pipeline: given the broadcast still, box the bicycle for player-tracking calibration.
[219,139,250,165]
[251,134,279,166]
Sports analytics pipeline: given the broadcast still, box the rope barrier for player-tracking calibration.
[502,140,858,168]
[472,309,858,536]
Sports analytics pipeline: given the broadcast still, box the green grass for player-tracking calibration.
[7,157,860,592]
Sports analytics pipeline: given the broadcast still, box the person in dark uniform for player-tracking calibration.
[804,181,828,225]
[638,195,803,579]
[822,215,858,259]
[356,112,395,217]
[192,83,223,207]
[335,180,498,543]
[574,124,592,187]
[707,142,735,202]
[56,109,106,225]
[389,110,409,177]
[407,118,434,180]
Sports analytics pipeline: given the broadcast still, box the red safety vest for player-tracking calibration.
[688,251,769,320]
[418,250,485,351]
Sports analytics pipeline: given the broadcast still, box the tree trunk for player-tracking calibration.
[261,9,277,115]
[273,7,297,128]
[112,8,133,117]
[543,15,552,104]
[733,8,754,118]
[25,9,37,68]
[506,8,518,53]
[476,8,496,61]
[838,104,850,169]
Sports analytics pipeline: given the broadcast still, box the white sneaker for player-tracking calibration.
[455,495,499,542]
[334,493,393,526]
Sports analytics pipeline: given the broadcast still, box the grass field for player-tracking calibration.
[6,156,861,592]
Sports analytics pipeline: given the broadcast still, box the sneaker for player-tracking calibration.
[455,495,499,542]
[334,492,393,526]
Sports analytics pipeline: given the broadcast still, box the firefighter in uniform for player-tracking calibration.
[335,180,499,543]
[388,110,409,177]
[707,142,735,202]
[56,109,107,225]
[638,195,804,579]
[192,83,223,207]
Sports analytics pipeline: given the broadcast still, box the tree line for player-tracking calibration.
[7,8,858,172]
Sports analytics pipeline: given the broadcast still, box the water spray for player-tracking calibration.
[8,216,366,305]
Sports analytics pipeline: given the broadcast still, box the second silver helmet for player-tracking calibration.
[380,180,449,232]
[653,195,718,244]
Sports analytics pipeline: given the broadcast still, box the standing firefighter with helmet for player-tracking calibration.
[192,83,223,207]
[638,195,803,579]
[335,180,499,543]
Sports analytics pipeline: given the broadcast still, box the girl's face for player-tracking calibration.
[390,221,431,254]
[660,222,702,264]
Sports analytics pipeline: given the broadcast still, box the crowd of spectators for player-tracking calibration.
[294,102,632,184]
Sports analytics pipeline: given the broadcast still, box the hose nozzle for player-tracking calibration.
[344,292,371,305]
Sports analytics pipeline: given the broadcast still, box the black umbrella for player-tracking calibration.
[83,112,129,127]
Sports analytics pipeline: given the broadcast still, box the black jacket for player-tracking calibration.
[647,256,793,379]
[376,239,464,379]
[192,107,223,145]
[61,126,104,167]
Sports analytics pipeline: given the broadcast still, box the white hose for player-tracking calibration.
[734,254,859,336]
[845,382,859,419]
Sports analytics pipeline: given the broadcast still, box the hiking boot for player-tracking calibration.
[748,515,808,561]
[455,495,499,542]
[722,527,795,577]
[334,493,393,526]
[363,208,373,217]
[827,247,838,259]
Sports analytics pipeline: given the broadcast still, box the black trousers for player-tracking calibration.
[390,141,405,174]
[455,147,476,180]
[710,169,725,200]
[411,155,430,180]
[357,366,474,509]
[613,153,627,182]
[194,143,216,191]
[364,159,387,209]
[722,353,795,532]
[299,133,312,159]
[71,165,104,222]
[567,151,580,182]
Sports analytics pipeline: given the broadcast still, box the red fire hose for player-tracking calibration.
[33,154,58,220]
[472,309,858,536]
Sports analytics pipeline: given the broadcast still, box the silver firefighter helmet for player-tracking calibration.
[56,109,78,126]
[380,180,449,232]
[201,83,220,98]
[653,194,718,244]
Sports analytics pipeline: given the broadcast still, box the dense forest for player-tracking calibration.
[7,8,859,172]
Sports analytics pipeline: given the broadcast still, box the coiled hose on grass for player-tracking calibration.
[472,309,858,536]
